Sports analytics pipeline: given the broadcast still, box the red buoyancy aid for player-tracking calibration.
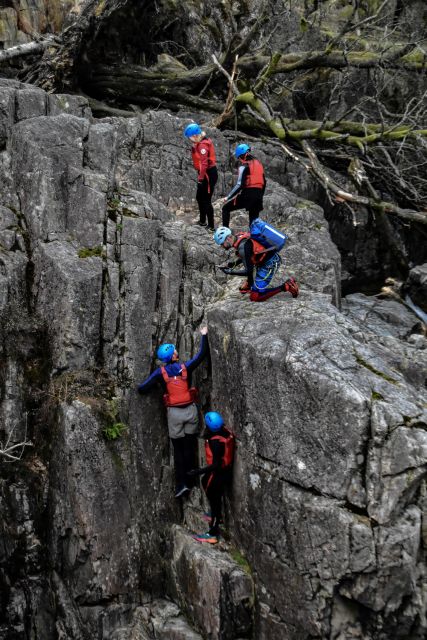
[242,158,264,188]
[191,138,217,173]
[205,428,235,469]
[160,364,198,407]
[233,232,270,265]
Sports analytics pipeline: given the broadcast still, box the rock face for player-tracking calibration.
[0,79,426,639]
[0,0,83,49]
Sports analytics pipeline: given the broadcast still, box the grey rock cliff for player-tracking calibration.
[0,80,426,639]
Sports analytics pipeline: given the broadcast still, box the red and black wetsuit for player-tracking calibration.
[190,427,234,536]
[191,136,218,228]
[222,155,266,227]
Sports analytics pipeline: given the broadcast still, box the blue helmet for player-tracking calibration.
[205,412,224,431]
[213,226,232,245]
[235,143,250,158]
[184,123,202,138]
[157,343,176,363]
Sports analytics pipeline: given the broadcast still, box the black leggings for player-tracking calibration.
[196,166,218,227]
[222,188,264,227]
[171,434,198,488]
[202,470,231,535]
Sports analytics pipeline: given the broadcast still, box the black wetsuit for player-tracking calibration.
[191,428,232,535]
[222,157,266,227]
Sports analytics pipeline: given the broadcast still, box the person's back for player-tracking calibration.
[189,412,235,544]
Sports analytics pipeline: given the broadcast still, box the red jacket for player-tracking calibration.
[191,137,217,181]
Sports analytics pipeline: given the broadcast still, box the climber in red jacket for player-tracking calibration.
[184,123,218,231]
[188,411,235,544]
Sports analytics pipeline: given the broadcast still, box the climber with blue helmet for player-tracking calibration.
[137,326,209,498]
[213,224,299,302]
[222,143,266,227]
[188,411,235,544]
[184,122,218,230]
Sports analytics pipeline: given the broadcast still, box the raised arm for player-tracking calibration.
[185,330,209,374]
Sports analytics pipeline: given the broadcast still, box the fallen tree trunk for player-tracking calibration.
[238,47,427,74]
[235,91,427,148]
[0,38,56,63]
[279,140,427,225]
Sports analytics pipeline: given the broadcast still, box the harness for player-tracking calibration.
[233,232,272,265]
[160,364,198,407]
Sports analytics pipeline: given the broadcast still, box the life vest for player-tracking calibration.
[205,428,235,469]
[160,364,198,407]
[242,158,264,189]
[233,232,271,265]
[191,137,216,173]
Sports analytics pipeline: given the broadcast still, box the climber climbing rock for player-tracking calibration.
[222,143,266,228]
[184,123,218,231]
[189,412,235,544]
[137,326,209,498]
[213,220,299,302]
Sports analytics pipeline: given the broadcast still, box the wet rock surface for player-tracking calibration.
[0,80,426,639]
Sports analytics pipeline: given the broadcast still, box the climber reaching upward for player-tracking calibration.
[213,220,299,302]
[222,144,266,228]
[189,412,235,544]
[184,123,218,231]
[137,327,209,498]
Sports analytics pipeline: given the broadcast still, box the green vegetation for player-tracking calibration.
[229,548,252,575]
[102,397,128,441]
[103,422,127,440]
[371,391,384,401]
[78,246,104,259]
[355,354,398,384]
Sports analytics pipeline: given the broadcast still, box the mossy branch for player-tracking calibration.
[235,92,427,146]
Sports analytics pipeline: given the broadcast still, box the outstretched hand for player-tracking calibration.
[200,326,208,335]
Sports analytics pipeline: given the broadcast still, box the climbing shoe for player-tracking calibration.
[193,532,218,544]
[239,280,251,294]
[195,221,208,227]
[284,277,299,298]
[175,485,190,498]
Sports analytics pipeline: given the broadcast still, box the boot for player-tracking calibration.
[284,277,299,298]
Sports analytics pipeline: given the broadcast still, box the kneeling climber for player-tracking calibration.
[184,123,218,230]
[137,327,209,498]
[213,219,299,302]
[189,412,235,544]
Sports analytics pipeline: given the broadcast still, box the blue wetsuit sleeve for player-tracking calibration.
[184,334,209,374]
[225,165,248,202]
[137,368,163,394]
